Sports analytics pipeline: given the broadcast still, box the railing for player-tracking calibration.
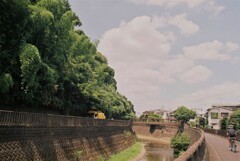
[137,118,177,123]
[204,128,240,141]
[175,128,207,161]
[0,110,131,127]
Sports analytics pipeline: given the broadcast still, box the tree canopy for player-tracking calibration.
[174,106,196,123]
[174,106,196,132]
[0,0,135,119]
[229,109,240,130]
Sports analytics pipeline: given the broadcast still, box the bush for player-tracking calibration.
[171,133,190,157]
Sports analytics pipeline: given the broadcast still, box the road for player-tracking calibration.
[205,133,240,161]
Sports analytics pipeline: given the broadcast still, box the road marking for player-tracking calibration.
[208,143,221,161]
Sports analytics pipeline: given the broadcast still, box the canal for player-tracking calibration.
[138,141,174,161]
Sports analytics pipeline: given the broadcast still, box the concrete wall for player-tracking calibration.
[0,111,136,161]
[132,122,179,139]
[175,128,208,161]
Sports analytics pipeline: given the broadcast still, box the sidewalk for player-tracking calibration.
[205,133,240,161]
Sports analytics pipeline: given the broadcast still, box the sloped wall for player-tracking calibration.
[132,122,179,139]
[0,111,136,161]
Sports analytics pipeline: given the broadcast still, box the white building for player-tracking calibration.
[142,109,170,120]
[206,104,240,129]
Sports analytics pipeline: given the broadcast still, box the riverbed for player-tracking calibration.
[138,142,174,161]
[133,135,174,161]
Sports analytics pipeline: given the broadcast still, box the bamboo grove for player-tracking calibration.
[0,0,135,119]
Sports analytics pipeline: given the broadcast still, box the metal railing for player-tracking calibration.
[0,110,131,127]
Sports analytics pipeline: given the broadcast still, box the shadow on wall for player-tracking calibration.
[133,124,178,139]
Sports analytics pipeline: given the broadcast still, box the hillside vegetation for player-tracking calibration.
[0,0,135,119]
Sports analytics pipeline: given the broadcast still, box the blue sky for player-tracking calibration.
[69,0,240,115]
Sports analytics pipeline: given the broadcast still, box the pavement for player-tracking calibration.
[205,133,240,161]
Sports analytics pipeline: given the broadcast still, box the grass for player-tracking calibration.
[108,142,142,161]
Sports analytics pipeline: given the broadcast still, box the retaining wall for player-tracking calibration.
[132,122,179,139]
[0,110,136,161]
[175,128,208,161]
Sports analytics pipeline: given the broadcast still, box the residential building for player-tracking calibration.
[142,108,171,120]
[206,104,240,129]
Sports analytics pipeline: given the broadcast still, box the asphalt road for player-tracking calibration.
[205,133,240,161]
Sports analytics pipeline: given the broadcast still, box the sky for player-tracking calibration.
[68,0,240,115]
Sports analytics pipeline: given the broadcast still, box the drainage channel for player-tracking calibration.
[137,142,174,161]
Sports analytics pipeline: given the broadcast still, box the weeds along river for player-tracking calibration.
[137,141,174,161]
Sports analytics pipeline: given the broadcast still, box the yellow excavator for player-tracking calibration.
[87,110,106,119]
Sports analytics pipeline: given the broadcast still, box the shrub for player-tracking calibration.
[171,133,190,157]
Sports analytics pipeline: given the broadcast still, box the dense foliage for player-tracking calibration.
[174,106,196,132]
[171,133,190,157]
[220,117,228,130]
[229,110,240,130]
[0,0,135,119]
[139,113,162,122]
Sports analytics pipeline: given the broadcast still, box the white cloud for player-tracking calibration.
[226,42,239,52]
[159,55,194,79]
[173,82,240,110]
[183,40,239,62]
[129,0,205,8]
[180,65,213,84]
[99,16,174,66]
[98,14,239,114]
[168,13,199,35]
[129,0,225,15]
[99,14,199,87]
[204,1,225,16]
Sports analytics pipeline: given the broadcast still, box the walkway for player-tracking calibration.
[205,133,240,161]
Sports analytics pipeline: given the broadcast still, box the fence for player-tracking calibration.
[204,128,240,141]
[0,110,131,127]
[0,110,135,161]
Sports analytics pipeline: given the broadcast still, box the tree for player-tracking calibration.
[220,117,228,130]
[199,117,207,128]
[0,0,136,119]
[229,110,240,130]
[174,106,196,132]
[147,113,162,122]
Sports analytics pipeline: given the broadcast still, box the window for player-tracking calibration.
[211,112,218,119]
[221,113,229,118]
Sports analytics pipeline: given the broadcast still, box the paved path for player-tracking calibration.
[205,133,240,161]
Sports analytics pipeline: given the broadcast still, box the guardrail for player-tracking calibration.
[204,128,240,141]
[175,128,207,161]
[0,110,131,127]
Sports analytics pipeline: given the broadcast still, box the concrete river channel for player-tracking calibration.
[137,141,174,161]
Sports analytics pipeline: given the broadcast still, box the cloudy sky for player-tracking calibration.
[69,0,240,115]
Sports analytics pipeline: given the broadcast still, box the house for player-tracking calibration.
[142,108,171,120]
[206,104,240,129]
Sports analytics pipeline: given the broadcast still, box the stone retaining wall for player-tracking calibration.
[0,111,136,161]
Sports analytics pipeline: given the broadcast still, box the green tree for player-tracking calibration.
[199,117,207,128]
[229,110,240,130]
[220,117,228,130]
[0,0,135,119]
[0,0,31,104]
[174,106,196,132]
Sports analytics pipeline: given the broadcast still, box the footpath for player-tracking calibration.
[205,133,240,161]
